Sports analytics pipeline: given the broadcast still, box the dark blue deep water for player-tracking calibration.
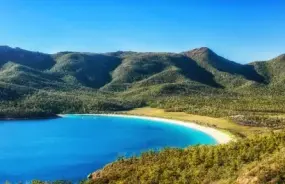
[0,115,216,182]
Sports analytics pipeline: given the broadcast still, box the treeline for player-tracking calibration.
[149,94,285,117]
[2,88,285,129]
[232,114,285,129]
[147,93,285,128]
[0,90,145,119]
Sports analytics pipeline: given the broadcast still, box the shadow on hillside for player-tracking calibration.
[53,53,122,88]
[241,65,266,83]
[0,46,55,70]
[205,52,266,84]
[171,56,223,88]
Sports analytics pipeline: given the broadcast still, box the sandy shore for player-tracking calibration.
[59,114,233,144]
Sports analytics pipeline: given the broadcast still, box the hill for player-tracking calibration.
[0,45,284,118]
[0,62,64,89]
[183,47,266,88]
[102,52,221,91]
[0,46,55,70]
[251,54,285,89]
[50,52,121,88]
[0,46,283,94]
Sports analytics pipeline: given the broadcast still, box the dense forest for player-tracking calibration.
[1,46,285,183]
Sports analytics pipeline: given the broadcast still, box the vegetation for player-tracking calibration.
[125,107,266,138]
[84,131,285,184]
[33,131,285,184]
[30,180,73,184]
[0,90,144,119]
[1,46,284,120]
[1,46,285,183]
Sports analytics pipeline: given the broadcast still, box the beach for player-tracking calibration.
[59,114,233,144]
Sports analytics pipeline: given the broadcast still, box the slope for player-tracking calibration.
[0,62,65,90]
[102,52,221,91]
[0,46,55,70]
[50,52,121,88]
[251,54,285,85]
[184,47,265,88]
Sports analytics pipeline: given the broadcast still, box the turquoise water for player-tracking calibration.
[0,115,216,182]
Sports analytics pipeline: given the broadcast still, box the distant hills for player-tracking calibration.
[0,45,284,97]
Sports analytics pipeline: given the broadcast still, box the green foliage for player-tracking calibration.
[0,46,55,70]
[84,131,285,184]
[251,54,285,88]
[0,90,145,118]
[236,148,285,184]
[31,180,72,184]
[232,114,285,128]
[50,53,121,88]
[184,47,266,86]
[31,180,46,184]
[0,46,283,93]
[0,62,65,90]
[149,94,285,116]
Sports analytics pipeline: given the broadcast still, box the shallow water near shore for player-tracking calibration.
[0,115,216,182]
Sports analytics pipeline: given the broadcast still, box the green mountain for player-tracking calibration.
[0,46,55,70]
[251,54,285,86]
[0,45,284,118]
[0,62,64,89]
[183,47,266,88]
[0,46,283,94]
[50,52,121,88]
[102,52,221,91]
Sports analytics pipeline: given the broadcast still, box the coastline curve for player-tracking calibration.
[59,114,233,144]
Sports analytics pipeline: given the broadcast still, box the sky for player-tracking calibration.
[0,0,284,63]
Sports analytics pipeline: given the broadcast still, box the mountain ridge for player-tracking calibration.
[3,45,284,63]
[0,45,284,95]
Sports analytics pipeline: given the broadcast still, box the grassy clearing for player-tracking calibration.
[124,107,269,138]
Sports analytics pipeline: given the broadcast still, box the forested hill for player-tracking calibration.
[0,45,284,93]
[0,45,285,119]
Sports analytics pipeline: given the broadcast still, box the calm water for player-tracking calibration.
[0,115,216,182]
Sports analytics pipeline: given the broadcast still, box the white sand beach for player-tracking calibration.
[59,114,233,144]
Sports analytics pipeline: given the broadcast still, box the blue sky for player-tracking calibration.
[0,0,284,63]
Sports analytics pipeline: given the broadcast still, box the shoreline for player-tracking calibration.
[59,114,233,144]
[0,115,60,121]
